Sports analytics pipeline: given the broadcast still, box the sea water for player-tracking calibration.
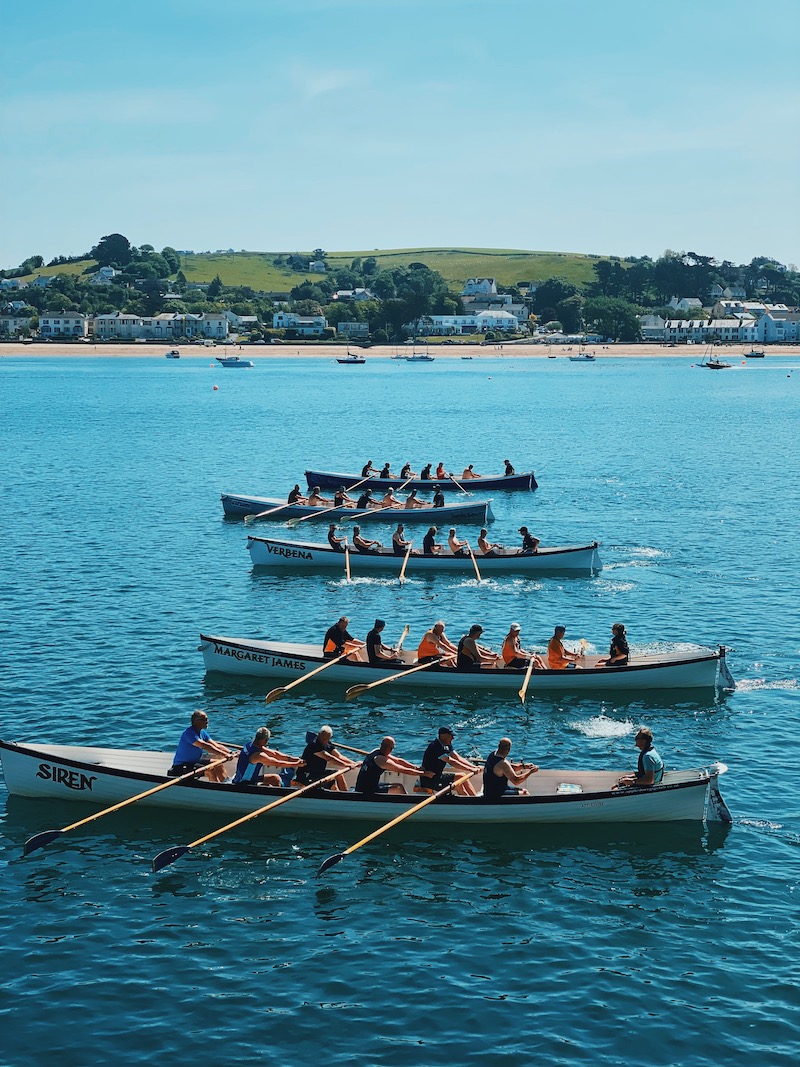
[0,354,798,1066]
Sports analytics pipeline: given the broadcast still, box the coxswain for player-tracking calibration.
[615,728,664,788]
[482,737,539,799]
[547,624,581,669]
[518,526,540,554]
[432,485,445,508]
[418,726,480,796]
[169,711,233,782]
[352,525,380,553]
[231,727,304,787]
[287,484,307,505]
[504,459,515,476]
[416,621,457,665]
[355,737,424,796]
[322,616,364,659]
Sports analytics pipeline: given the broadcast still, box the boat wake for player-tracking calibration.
[594,578,636,593]
[734,677,799,692]
[569,715,635,738]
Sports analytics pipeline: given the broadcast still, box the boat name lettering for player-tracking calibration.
[271,656,306,670]
[267,545,313,559]
[36,763,97,791]
[214,643,270,664]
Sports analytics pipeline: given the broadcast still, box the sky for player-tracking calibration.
[1,0,798,269]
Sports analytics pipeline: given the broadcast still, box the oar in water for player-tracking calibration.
[285,476,376,528]
[243,502,292,524]
[317,771,474,875]
[345,657,441,701]
[265,650,351,705]
[448,473,469,495]
[152,766,347,873]
[395,624,410,652]
[518,653,536,705]
[339,477,415,524]
[398,543,413,583]
[24,752,237,856]
[466,543,483,582]
[345,546,351,581]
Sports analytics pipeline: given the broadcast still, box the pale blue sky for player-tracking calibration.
[1,0,798,267]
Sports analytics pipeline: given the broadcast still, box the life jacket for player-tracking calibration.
[418,634,440,659]
[548,637,569,669]
[232,742,264,785]
[502,636,520,665]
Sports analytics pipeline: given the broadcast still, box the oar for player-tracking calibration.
[243,502,292,524]
[24,752,237,856]
[448,473,469,494]
[345,546,351,581]
[286,476,377,527]
[152,766,347,873]
[518,653,536,705]
[345,657,442,701]
[317,771,474,874]
[305,731,369,758]
[395,624,410,652]
[340,477,414,524]
[466,543,483,582]
[398,543,413,583]
[265,650,351,704]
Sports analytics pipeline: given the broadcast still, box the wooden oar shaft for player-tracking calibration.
[345,657,441,700]
[467,543,483,582]
[341,772,474,857]
[345,546,351,581]
[518,653,536,704]
[185,767,346,849]
[449,474,469,494]
[341,477,414,523]
[265,650,350,704]
[244,503,291,523]
[398,543,413,582]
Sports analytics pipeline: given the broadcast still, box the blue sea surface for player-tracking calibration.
[1,353,798,1066]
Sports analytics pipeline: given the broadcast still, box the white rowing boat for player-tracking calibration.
[197,635,732,693]
[0,740,731,826]
[246,535,602,574]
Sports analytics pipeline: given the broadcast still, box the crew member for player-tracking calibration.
[355,737,423,796]
[547,624,581,669]
[170,711,233,782]
[287,484,307,505]
[327,523,347,552]
[423,525,441,555]
[400,462,416,479]
[361,460,377,477]
[353,525,380,553]
[420,463,433,480]
[477,529,502,558]
[461,464,482,479]
[448,528,468,557]
[365,619,402,666]
[392,523,414,556]
[596,623,630,667]
[504,459,515,476]
[333,485,355,507]
[379,462,392,479]
[432,485,445,508]
[436,462,447,480]
[518,526,540,554]
[616,727,664,788]
[322,616,363,658]
[483,737,539,799]
[405,489,428,508]
[381,487,401,508]
[307,486,331,507]
[456,624,496,671]
[417,621,457,665]
[356,488,374,509]
[501,623,529,669]
[231,727,304,787]
[419,726,480,796]
[298,726,358,791]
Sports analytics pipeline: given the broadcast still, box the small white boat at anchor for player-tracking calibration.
[165,349,180,359]
[246,534,602,575]
[0,740,731,830]
[197,635,734,694]
[216,355,254,368]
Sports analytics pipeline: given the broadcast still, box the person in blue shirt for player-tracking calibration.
[170,711,233,782]
[231,727,304,787]
[616,728,664,788]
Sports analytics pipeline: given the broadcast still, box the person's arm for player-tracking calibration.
[381,755,424,777]
[195,734,233,758]
[256,749,304,769]
[447,751,481,774]
[504,759,539,786]
[322,747,358,771]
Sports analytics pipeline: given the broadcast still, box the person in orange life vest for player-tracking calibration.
[547,624,581,669]
[322,616,364,659]
[417,621,458,665]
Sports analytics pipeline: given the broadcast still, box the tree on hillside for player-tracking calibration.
[175,269,187,288]
[583,297,641,342]
[91,234,132,268]
[362,256,378,276]
[207,275,224,300]
[556,295,584,334]
[531,277,579,314]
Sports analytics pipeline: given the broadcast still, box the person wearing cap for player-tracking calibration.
[322,616,364,659]
[307,485,332,507]
[352,525,380,554]
[483,737,539,799]
[501,623,529,668]
[419,727,480,796]
[356,487,375,509]
[477,528,503,558]
[547,625,581,669]
[461,464,482,480]
[615,727,664,788]
[333,485,355,508]
[423,525,442,555]
[447,527,468,557]
[365,619,402,666]
[287,483,307,505]
[504,459,516,476]
[432,485,445,508]
[417,621,458,666]
[327,522,347,552]
[518,526,541,554]
[231,727,304,788]
[355,736,423,796]
[298,725,358,791]
[456,625,498,671]
[595,622,630,667]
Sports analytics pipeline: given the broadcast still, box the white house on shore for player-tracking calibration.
[272,311,327,336]
[757,311,800,343]
[0,315,33,336]
[407,310,522,336]
[461,278,497,297]
[40,311,88,337]
[91,312,228,340]
[668,296,704,313]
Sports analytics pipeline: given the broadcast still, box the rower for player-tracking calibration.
[381,487,401,508]
[435,462,447,480]
[461,464,482,479]
[456,625,497,671]
[322,616,364,659]
[400,462,416,479]
[287,483,307,505]
[379,462,392,479]
[231,727,304,787]
[298,726,358,791]
[418,726,480,796]
[483,738,539,798]
[333,484,355,507]
[361,459,377,477]
[392,522,413,556]
[356,488,374,509]
[477,528,502,558]
[422,525,441,555]
[432,485,445,508]
[405,488,428,508]
[547,624,581,669]
[169,711,233,783]
[352,525,380,554]
[420,463,432,480]
[307,485,331,507]
[365,619,403,666]
[355,737,423,796]
[447,528,468,557]
[417,621,457,665]
[327,523,347,552]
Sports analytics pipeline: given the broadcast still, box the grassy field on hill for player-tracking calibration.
[19,248,605,290]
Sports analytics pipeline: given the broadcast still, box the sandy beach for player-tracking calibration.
[2,341,798,359]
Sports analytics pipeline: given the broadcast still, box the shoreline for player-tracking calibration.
[1,341,797,359]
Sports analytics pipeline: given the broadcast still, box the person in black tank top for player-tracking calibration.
[355,737,423,796]
[482,738,539,799]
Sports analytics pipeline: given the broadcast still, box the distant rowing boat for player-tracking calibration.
[305,469,537,492]
[198,635,732,693]
[246,534,602,574]
[0,740,731,827]
[221,493,494,524]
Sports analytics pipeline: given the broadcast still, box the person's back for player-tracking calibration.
[423,528,436,555]
[421,464,432,480]
[357,491,372,509]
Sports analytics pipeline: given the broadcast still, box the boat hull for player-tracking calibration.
[198,635,726,693]
[247,535,602,574]
[0,741,729,826]
[305,469,537,492]
[221,494,494,524]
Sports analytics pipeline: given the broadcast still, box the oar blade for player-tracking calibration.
[317,852,345,876]
[345,685,369,701]
[264,687,287,704]
[152,845,190,873]
[23,828,63,856]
